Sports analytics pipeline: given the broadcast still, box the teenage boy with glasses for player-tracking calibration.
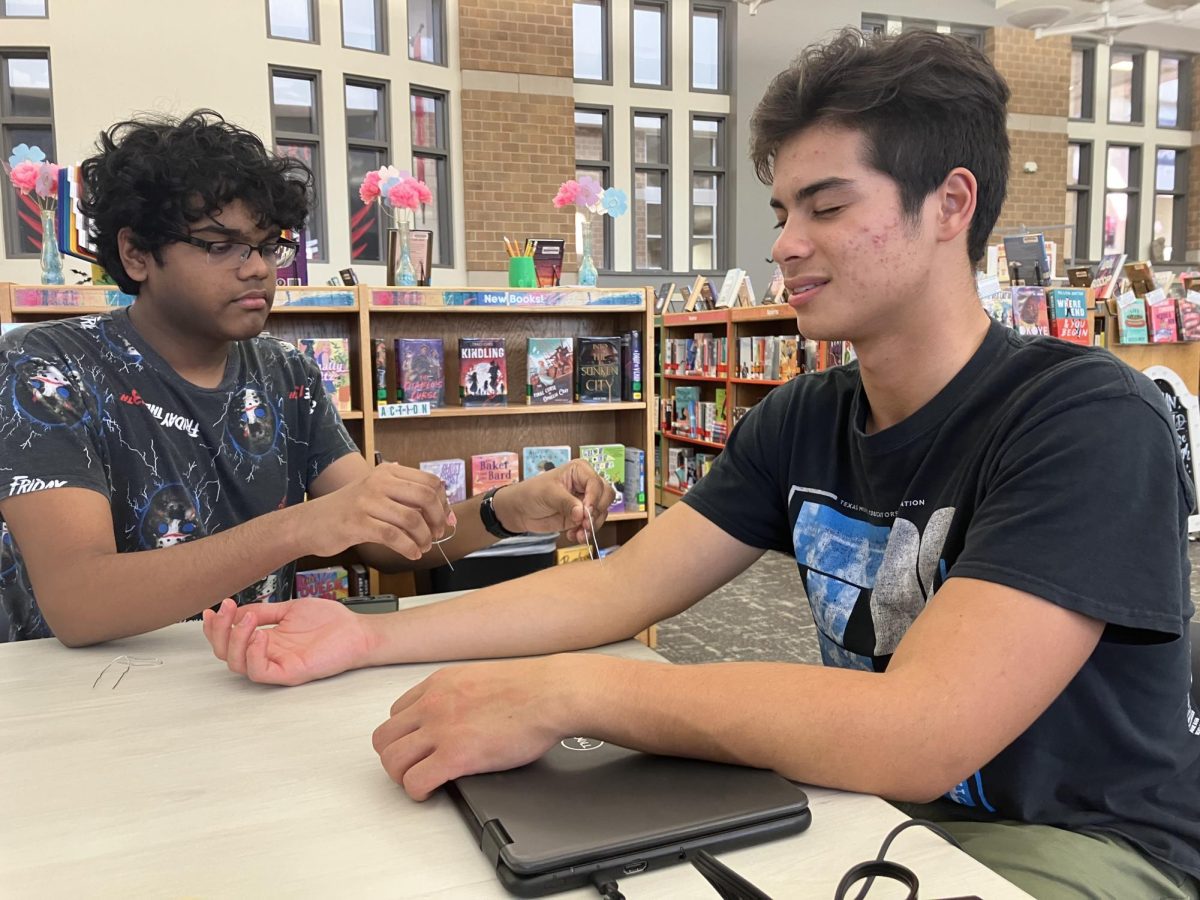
[0,110,613,647]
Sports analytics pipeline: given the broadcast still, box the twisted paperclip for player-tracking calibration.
[91,655,164,691]
[585,506,602,562]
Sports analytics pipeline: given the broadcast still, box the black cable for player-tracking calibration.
[590,873,626,900]
[845,817,964,900]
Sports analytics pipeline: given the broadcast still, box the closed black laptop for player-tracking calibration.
[446,737,811,897]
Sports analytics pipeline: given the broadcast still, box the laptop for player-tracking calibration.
[446,737,812,897]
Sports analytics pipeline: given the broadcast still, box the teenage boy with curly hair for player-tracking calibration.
[0,110,612,646]
[204,34,1199,899]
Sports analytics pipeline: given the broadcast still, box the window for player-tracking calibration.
[1,50,55,257]
[1065,142,1091,261]
[632,112,668,271]
[2,1,47,16]
[407,0,445,64]
[270,69,325,261]
[1108,49,1144,124]
[1157,55,1190,129]
[267,0,316,42]
[691,4,724,92]
[573,0,609,82]
[1103,144,1140,256]
[1153,148,1188,263]
[1069,44,1095,120]
[345,79,389,263]
[691,116,725,271]
[632,2,667,88]
[343,0,385,52]
[575,107,612,270]
[411,88,452,266]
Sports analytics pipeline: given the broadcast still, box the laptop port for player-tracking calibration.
[622,861,648,875]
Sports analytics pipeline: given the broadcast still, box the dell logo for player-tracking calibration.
[561,737,605,751]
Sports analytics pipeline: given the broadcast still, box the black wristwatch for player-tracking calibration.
[479,486,525,539]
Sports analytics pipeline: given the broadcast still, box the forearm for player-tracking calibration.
[363,553,659,664]
[39,504,312,647]
[561,655,958,801]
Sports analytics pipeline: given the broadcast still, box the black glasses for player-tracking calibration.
[166,232,299,269]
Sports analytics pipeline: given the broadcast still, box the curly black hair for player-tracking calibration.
[79,109,313,294]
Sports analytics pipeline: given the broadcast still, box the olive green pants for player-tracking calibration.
[895,802,1200,900]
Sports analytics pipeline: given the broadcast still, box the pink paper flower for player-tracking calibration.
[553,180,581,208]
[576,176,602,210]
[416,181,433,206]
[387,181,421,210]
[9,160,38,193]
[359,170,381,203]
[34,162,59,199]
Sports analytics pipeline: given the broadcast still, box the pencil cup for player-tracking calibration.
[508,256,536,288]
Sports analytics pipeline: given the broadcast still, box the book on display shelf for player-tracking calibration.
[296,337,353,412]
[579,443,626,513]
[470,451,520,496]
[395,338,445,406]
[575,336,622,402]
[526,337,574,405]
[522,445,571,480]
[419,458,467,504]
[459,337,507,406]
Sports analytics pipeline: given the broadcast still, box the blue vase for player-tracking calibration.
[397,218,417,287]
[40,208,64,285]
[578,222,598,287]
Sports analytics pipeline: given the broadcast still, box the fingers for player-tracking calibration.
[204,598,293,666]
[203,598,237,660]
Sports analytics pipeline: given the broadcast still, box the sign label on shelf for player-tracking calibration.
[378,402,432,419]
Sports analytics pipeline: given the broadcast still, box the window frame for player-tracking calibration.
[630,108,671,273]
[0,0,48,17]
[1,47,56,258]
[1107,46,1145,126]
[1156,54,1191,130]
[344,76,390,264]
[265,0,319,44]
[410,85,454,268]
[341,0,387,53]
[1069,42,1096,122]
[407,0,447,66]
[574,104,614,272]
[1103,142,1141,258]
[690,2,728,94]
[630,0,669,90]
[269,65,327,262]
[573,0,612,85]
[1066,140,1091,262]
[1153,145,1188,263]
[689,113,727,274]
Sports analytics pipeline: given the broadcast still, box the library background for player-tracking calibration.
[0,0,1198,659]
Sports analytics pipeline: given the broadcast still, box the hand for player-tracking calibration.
[372,656,574,800]
[493,459,615,543]
[202,597,377,686]
[302,462,454,560]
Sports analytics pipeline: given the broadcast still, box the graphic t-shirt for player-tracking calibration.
[0,309,358,642]
[683,321,1200,878]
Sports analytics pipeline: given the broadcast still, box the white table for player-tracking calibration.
[0,599,1030,899]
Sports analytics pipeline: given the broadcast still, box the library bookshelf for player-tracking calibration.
[1,284,657,637]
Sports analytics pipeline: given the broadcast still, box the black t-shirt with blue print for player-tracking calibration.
[0,307,357,642]
[683,321,1200,879]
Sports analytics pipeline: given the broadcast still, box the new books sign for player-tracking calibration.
[1144,365,1200,534]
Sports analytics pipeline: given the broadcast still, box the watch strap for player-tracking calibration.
[479,486,524,539]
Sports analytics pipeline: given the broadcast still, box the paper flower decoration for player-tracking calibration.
[552,178,628,220]
[359,166,432,225]
[4,143,58,212]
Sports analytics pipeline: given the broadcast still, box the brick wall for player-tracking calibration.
[459,0,575,272]
[460,0,572,77]
[461,91,576,271]
[985,27,1071,118]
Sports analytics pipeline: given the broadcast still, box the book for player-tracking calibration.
[575,336,622,402]
[470,451,520,496]
[714,269,745,309]
[1116,290,1149,344]
[1123,261,1156,297]
[297,337,353,412]
[522,444,571,480]
[395,338,445,407]
[623,447,646,512]
[579,443,625,513]
[760,265,787,305]
[1046,288,1089,346]
[621,329,643,401]
[348,563,369,597]
[1178,292,1200,342]
[1012,287,1050,336]
[531,238,566,287]
[1066,266,1092,287]
[370,337,392,409]
[526,337,574,405]
[1145,288,1178,343]
[459,337,507,406]
[981,289,1013,329]
[555,544,593,565]
[294,566,349,600]
[1002,233,1051,286]
[1092,252,1127,300]
[654,282,676,315]
[419,458,467,503]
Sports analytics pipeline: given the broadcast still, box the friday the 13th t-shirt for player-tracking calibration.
[0,308,357,642]
[683,321,1200,879]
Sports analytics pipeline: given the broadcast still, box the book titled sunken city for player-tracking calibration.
[395,338,445,407]
[459,337,507,406]
[575,336,622,403]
